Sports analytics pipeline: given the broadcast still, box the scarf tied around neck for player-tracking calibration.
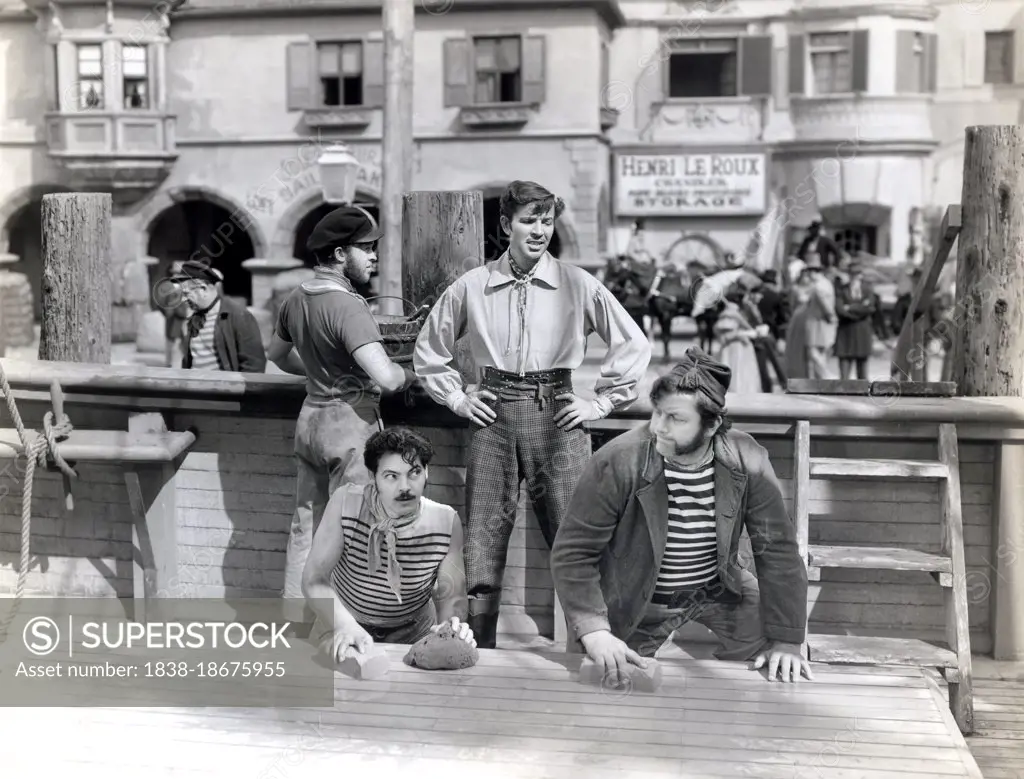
[365,483,421,604]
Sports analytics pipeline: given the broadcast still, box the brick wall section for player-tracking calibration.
[0,400,997,651]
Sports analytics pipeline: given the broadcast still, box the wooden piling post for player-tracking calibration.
[951,125,1024,660]
[401,191,485,386]
[377,0,415,317]
[38,193,113,364]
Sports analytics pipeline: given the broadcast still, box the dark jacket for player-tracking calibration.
[756,286,788,340]
[834,279,878,359]
[181,296,267,373]
[550,424,807,647]
[797,232,841,269]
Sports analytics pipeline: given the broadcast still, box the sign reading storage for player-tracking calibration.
[614,152,767,217]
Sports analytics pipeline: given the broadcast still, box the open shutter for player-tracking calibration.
[851,29,869,92]
[286,41,313,110]
[894,30,917,93]
[788,34,805,94]
[925,32,938,92]
[46,44,59,111]
[362,40,384,107]
[443,38,472,107]
[521,35,546,104]
[738,35,772,96]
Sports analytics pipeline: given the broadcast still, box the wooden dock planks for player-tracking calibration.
[0,646,985,778]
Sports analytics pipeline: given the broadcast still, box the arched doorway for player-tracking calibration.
[147,200,258,304]
[2,185,74,321]
[482,197,562,263]
[292,200,380,299]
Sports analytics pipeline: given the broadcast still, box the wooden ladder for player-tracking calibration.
[789,382,973,735]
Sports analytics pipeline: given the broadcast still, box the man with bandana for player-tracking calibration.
[551,347,812,684]
[413,180,651,648]
[170,259,267,373]
[302,427,476,659]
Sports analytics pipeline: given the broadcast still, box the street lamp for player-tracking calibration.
[317,142,361,205]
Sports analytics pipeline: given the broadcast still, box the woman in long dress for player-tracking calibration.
[785,269,813,381]
[712,289,765,394]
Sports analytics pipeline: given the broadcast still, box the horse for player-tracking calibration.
[603,256,721,362]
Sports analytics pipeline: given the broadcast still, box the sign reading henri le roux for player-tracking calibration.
[614,152,767,217]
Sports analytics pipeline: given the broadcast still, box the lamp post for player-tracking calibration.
[317,142,361,205]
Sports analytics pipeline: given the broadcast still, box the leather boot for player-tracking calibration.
[468,612,499,649]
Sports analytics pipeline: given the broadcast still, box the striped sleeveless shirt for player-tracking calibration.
[330,484,457,628]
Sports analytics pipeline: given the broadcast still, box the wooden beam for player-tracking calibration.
[38,193,113,364]
[401,190,485,388]
[892,204,962,381]
[377,0,415,317]
[994,442,1024,660]
[951,126,1024,661]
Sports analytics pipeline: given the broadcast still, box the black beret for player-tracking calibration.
[306,206,383,255]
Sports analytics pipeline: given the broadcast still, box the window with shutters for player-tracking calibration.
[473,36,521,103]
[984,31,1014,85]
[667,39,738,98]
[76,44,104,110]
[808,32,852,94]
[317,41,364,106]
[122,44,149,109]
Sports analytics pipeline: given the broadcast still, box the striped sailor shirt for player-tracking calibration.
[652,458,719,605]
[330,484,457,628]
[186,299,221,371]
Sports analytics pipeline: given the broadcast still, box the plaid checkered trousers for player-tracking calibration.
[464,367,592,613]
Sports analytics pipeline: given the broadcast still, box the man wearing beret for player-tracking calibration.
[170,259,267,373]
[551,347,812,684]
[268,205,418,624]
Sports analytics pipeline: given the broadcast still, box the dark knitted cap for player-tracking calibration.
[669,347,732,410]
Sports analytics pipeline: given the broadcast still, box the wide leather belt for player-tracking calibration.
[481,367,572,409]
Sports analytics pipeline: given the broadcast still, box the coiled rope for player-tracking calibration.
[0,362,76,644]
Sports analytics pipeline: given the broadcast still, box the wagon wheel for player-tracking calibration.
[662,233,724,275]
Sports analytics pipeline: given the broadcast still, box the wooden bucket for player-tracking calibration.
[370,296,424,364]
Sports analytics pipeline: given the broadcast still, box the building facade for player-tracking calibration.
[0,0,621,335]
[0,0,1021,335]
[606,0,1023,273]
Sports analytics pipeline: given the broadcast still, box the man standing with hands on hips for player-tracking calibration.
[268,205,417,626]
[413,180,652,648]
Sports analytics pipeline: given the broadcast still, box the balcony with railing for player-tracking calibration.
[44,111,178,203]
[789,95,936,150]
[643,97,766,145]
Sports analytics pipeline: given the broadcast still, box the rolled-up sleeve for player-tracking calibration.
[585,284,652,411]
[413,280,469,409]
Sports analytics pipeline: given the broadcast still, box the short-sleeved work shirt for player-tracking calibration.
[276,282,383,404]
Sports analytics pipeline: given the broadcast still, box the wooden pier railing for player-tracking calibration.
[1,361,1024,673]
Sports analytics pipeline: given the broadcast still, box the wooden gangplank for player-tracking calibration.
[0,645,984,778]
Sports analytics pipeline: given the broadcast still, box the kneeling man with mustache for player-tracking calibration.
[302,427,475,660]
[551,347,813,684]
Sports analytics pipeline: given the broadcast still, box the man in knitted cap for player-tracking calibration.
[551,347,811,684]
